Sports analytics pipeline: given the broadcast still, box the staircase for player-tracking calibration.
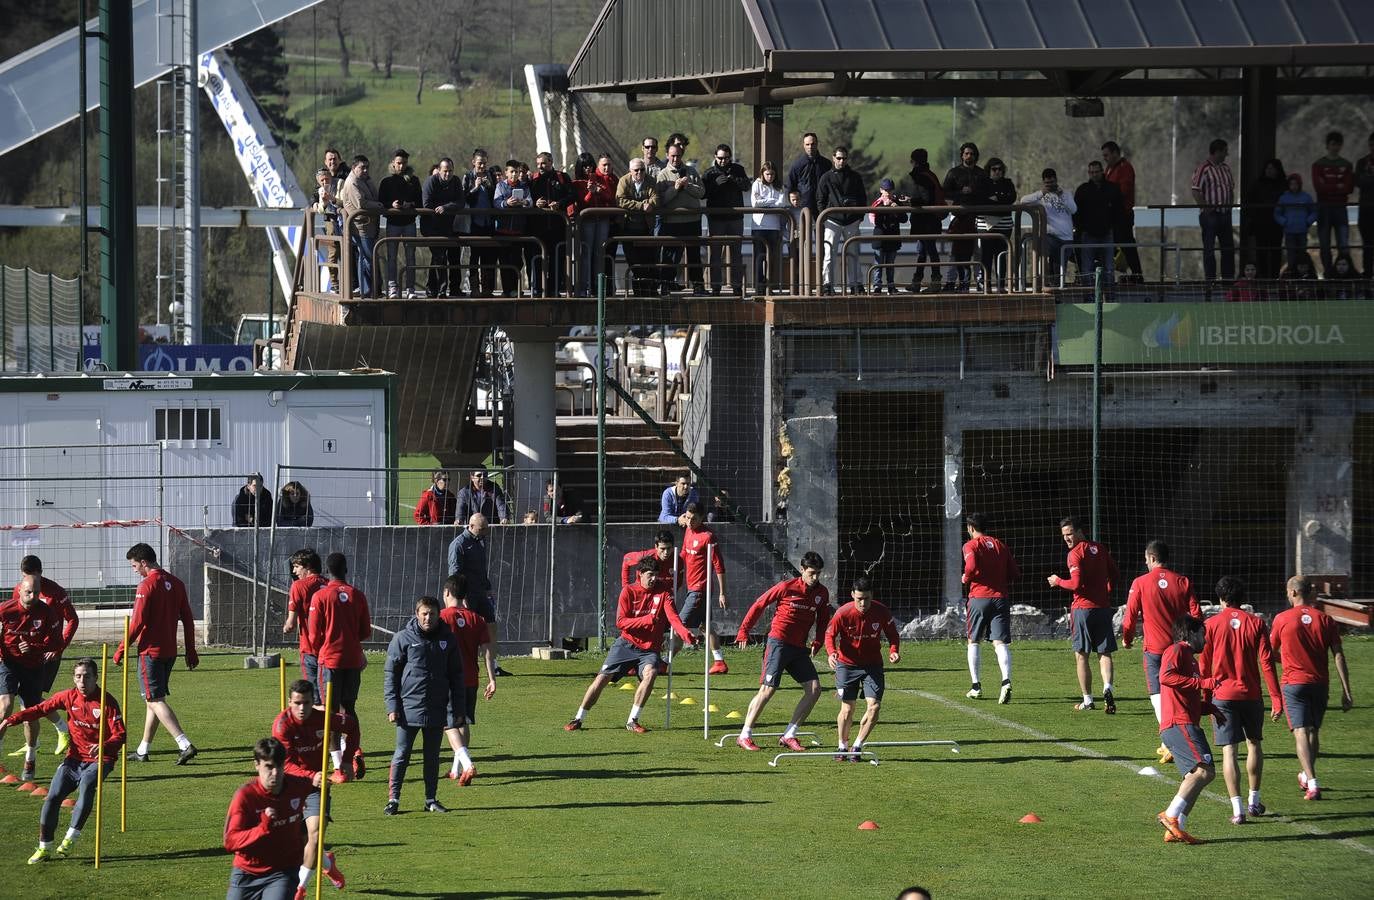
[555,418,685,523]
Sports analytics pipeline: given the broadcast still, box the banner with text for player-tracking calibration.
[1056,301,1374,365]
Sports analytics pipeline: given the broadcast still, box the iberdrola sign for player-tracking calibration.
[1055,301,1374,365]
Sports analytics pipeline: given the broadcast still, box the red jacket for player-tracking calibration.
[616,583,693,652]
[0,598,59,667]
[1311,156,1355,204]
[308,580,372,669]
[5,687,125,764]
[117,568,196,664]
[414,486,457,525]
[223,776,314,875]
[272,706,359,778]
[12,577,77,651]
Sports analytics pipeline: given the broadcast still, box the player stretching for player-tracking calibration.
[1199,576,1281,824]
[679,503,728,673]
[1270,576,1353,801]
[621,529,677,592]
[1,657,123,864]
[440,575,497,784]
[566,558,696,733]
[734,552,831,752]
[961,514,1019,703]
[224,737,321,899]
[113,543,199,764]
[1121,540,1201,762]
[0,575,62,782]
[11,556,77,759]
[308,552,371,780]
[1047,517,1120,713]
[1157,615,1224,845]
[283,549,327,702]
[272,679,356,898]
[825,577,900,761]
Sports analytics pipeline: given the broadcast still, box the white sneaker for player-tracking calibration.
[386,286,399,299]
[998,683,1012,704]
[966,687,982,699]
[412,288,428,298]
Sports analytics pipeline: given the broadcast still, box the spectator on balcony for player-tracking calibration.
[1275,173,1317,274]
[816,146,868,295]
[1020,168,1077,283]
[1243,158,1288,280]
[422,157,465,298]
[942,142,985,292]
[414,470,457,526]
[493,159,531,297]
[638,136,664,180]
[573,155,618,297]
[707,490,736,524]
[1101,141,1142,283]
[1226,263,1263,302]
[1356,132,1374,277]
[275,481,314,527]
[529,152,572,297]
[750,161,790,294]
[904,148,946,294]
[464,150,499,297]
[1327,254,1366,300]
[656,144,706,295]
[616,159,660,296]
[457,468,509,525]
[976,158,1017,292]
[784,132,832,222]
[378,149,423,300]
[1190,139,1236,282]
[869,179,907,294]
[313,167,342,291]
[233,477,272,528]
[1311,131,1355,277]
[703,144,751,297]
[1073,160,1122,285]
[659,475,699,526]
[340,155,384,296]
[542,480,583,524]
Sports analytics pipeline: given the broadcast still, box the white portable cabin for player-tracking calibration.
[0,370,395,590]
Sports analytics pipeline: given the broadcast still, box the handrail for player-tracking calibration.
[840,232,1012,293]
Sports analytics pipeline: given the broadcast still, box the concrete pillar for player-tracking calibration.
[752,104,785,174]
[1289,412,1354,578]
[781,397,838,586]
[508,327,560,515]
[942,428,964,608]
[1240,67,1278,264]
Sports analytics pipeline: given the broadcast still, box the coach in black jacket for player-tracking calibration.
[421,158,465,297]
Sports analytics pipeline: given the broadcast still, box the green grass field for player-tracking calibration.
[1,638,1369,899]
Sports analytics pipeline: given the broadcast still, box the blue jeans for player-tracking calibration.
[384,220,417,292]
[42,757,113,841]
[388,724,442,804]
[352,230,377,295]
[871,244,897,289]
[1316,205,1349,274]
[1078,230,1114,284]
[1198,209,1234,281]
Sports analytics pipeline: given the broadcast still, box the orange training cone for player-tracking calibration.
[17,782,36,793]
[31,787,48,798]
[0,774,18,784]
[1019,813,1042,824]
[61,798,75,808]
[858,820,880,830]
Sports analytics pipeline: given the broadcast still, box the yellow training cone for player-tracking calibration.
[669,692,679,700]
[679,696,697,705]
[725,710,742,719]
[619,682,635,691]
[708,704,721,713]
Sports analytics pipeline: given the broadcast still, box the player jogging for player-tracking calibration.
[734,551,832,752]
[1,657,123,864]
[1199,576,1281,824]
[307,552,371,780]
[11,556,77,760]
[1269,575,1353,801]
[282,549,326,702]
[224,737,321,899]
[1157,615,1223,845]
[824,577,900,761]
[565,558,696,733]
[271,679,356,897]
[961,513,1019,703]
[679,503,728,673]
[439,575,497,784]
[0,575,62,782]
[621,529,678,593]
[1121,540,1202,762]
[1047,517,1120,713]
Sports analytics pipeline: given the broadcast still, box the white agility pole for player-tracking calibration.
[715,731,818,748]
[703,543,712,739]
[666,549,679,728]
[769,750,879,767]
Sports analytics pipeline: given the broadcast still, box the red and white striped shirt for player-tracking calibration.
[1191,159,1234,209]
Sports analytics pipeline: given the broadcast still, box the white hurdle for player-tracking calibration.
[769,750,879,767]
[862,740,961,754]
[714,731,818,748]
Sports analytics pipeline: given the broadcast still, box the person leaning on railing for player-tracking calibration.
[616,160,660,296]
[750,161,790,294]
[275,481,314,527]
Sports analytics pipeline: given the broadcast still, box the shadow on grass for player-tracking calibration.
[1203,827,1374,845]
[466,797,766,813]
[494,767,760,785]
[362,890,659,899]
[484,750,641,764]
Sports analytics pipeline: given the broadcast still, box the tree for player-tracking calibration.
[227,26,300,151]
[825,109,884,188]
[325,0,351,79]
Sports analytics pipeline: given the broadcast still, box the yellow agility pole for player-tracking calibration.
[279,655,287,711]
[315,679,333,900]
[121,616,129,833]
[95,642,108,869]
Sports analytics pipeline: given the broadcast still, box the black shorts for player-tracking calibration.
[1142,651,1163,695]
[459,686,478,725]
[40,657,62,693]
[679,590,710,629]
[834,663,885,702]
[599,638,660,684]
[966,597,1011,643]
[761,638,818,687]
[467,594,496,624]
[138,655,175,702]
[323,667,362,716]
[1283,683,1329,731]
[0,660,45,705]
[304,787,332,821]
[1162,723,1213,775]
[1070,608,1117,655]
[1212,698,1264,746]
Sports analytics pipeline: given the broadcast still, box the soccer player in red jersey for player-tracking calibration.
[1047,517,1121,713]
[440,575,497,784]
[271,679,354,897]
[0,574,62,782]
[0,657,123,864]
[1157,615,1224,844]
[224,737,321,899]
[1199,576,1282,823]
[13,556,77,759]
[1121,540,1202,761]
[282,549,326,702]
[734,551,832,752]
[565,558,696,733]
[824,577,900,760]
[307,552,371,779]
[679,503,728,674]
[112,542,199,765]
[1270,576,1353,801]
[621,529,678,593]
[961,513,1020,703]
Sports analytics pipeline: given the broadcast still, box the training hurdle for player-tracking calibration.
[769,750,879,767]
[714,731,819,748]
[862,740,961,754]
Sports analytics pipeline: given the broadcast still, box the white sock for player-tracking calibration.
[574,707,587,721]
[1230,796,1243,816]
[330,750,343,769]
[174,734,192,751]
[456,747,473,770]
[740,726,752,739]
[64,827,80,841]
[836,741,847,751]
[994,643,1012,681]
[1103,681,1114,694]
[1166,795,1187,818]
[53,720,68,734]
[299,866,313,886]
[1149,693,1163,723]
[450,757,461,776]
[38,840,51,850]
[136,741,150,756]
[851,741,863,751]
[1083,693,1094,706]
[628,704,642,721]
[711,649,724,661]
[1249,790,1261,806]
[25,746,36,763]
[782,723,798,739]
[1177,812,1188,829]
[966,644,981,684]
[1308,776,1319,789]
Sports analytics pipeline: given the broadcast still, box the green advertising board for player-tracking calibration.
[1056,301,1374,365]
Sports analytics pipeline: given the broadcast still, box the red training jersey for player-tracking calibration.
[1054,540,1119,609]
[621,548,676,593]
[223,775,315,875]
[126,567,196,661]
[440,605,491,687]
[1270,605,1342,686]
[0,598,58,667]
[1122,567,1202,654]
[616,583,692,652]
[12,577,78,651]
[5,687,125,765]
[308,580,372,669]
[271,706,359,779]
[825,601,900,667]
[680,526,724,592]
[1199,606,1281,705]
[962,535,1020,598]
[288,573,326,656]
[737,577,832,648]
[1159,641,1211,731]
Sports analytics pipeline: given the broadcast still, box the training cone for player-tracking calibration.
[708,704,721,712]
[724,710,742,719]
[679,696,697,705]
[619,682,635,691]
[1019,813,1042,824]
[669,692,679,700]
[61,798,75,809]
[30,787,47,798]
[1137,765,1160,776]
[858,820,880,830]
[0,774,18,784]
[17,782,36,793]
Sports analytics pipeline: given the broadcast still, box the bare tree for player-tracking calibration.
[326,0,351,79]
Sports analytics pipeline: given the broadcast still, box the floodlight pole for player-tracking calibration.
[1091,266,1104,540]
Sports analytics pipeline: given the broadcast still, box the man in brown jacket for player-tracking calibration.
[339,155,384,296]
